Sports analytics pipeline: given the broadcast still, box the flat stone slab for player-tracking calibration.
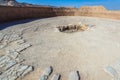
[0,56,17,71]
[69,71,80,80]
[51,74,60,80]
[105,66,118,77]
[104,60,120,80]
[39,66,53,80]
[21,66,33,77]
[6,50,19,59]
[0,31,34,80]
[3,33,22,43]
[15,43,31,52]
[0,33,5,42]
[15,39,25,45]
[0,64,33,80]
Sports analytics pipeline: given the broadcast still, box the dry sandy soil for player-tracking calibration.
[0,16,120,80]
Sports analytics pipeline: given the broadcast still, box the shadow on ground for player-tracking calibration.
[0,18,39,30]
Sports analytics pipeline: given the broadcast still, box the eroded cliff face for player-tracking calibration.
[75,6,120,20]
[0,6,119,23]
[80,6,107,12]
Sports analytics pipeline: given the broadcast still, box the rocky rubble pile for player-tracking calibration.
[57,22,88,33]
[0,32,33,80]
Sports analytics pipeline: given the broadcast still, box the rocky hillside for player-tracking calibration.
[0,0,40,6]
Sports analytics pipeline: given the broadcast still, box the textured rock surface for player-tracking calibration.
[0,31,33,80]
[21,66,33,77]
[15,39,25,45]
[0,33,5,42]
[0,33,22,49]
[0,53,32,80]
[39,66,53,80]
[51,74,60,80]
[0,55,16,70]
[104,60,120,80]
[69,71,80,80]
[6,50,19,59]
[15,43,31,52]
[3,33,22,43]
[0,64,33,80]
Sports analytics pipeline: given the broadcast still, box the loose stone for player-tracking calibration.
[51,74,60,80]
[69,71,80,80]
[39,66,53,80]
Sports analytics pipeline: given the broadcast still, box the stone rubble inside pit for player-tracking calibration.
[56,22,88,33]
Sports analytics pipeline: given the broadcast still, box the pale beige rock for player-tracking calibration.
[39,66,53,80]
[69,71,80,80]
[51,74,60,80]
[15,43,31,52]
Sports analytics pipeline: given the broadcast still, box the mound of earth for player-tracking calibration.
[0,16,120,80]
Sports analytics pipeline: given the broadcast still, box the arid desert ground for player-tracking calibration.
[0,16,120,80]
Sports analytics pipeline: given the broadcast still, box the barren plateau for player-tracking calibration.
[0,16,120,80]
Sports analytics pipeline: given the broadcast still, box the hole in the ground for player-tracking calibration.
[57,23,88,33]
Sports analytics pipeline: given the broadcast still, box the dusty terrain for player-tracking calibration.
[0,16,120,80]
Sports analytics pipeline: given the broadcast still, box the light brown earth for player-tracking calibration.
[1,16,120,80]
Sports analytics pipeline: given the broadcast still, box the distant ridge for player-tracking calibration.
[0,0,52,7]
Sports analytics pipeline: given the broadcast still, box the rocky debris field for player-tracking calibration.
[0,31,33,80]
[0,16,120,80]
